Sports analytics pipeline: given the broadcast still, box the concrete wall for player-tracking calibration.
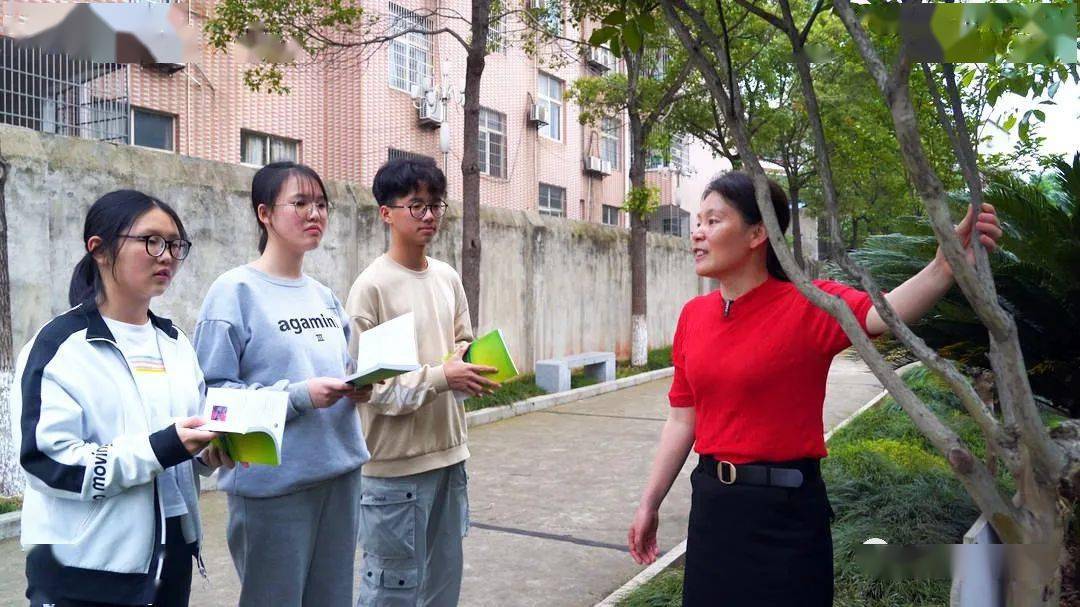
[2,126,704,370]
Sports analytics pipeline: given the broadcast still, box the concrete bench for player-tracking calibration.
[535,351,616,393]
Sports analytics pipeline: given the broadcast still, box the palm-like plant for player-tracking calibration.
[830,152,1080,416]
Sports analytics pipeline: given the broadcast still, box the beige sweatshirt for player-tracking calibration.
[345,254,473,477]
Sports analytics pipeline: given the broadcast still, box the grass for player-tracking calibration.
[616,365,1030,607]
[0,497,21,515]
[616,570,684,607]
[464,347,673,412]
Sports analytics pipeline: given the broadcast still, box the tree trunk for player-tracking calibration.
[627,54,648,368]
[788,178,804,269]
[459,0,490,332]
[0,153,20,496]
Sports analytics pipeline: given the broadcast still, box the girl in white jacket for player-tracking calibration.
[13,190,225,607]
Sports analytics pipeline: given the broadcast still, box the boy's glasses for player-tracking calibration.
[387,201,448,220]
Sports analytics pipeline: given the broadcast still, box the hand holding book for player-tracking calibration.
[445,343,500,397]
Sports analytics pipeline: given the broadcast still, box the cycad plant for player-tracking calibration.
[831,152,1080,417]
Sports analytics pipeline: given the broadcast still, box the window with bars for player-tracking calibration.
[241,130,299,166]
[600,116,619,169]
[487,14,508,53]
[538,72,563,141]
[388,148,435,163]
[538,0,562,35]
[602,204,620,226]
[388,3,434,94]
[538,183,565,217]
[646,134,689,172]
[132,108,174,151]
[477,108,506,178]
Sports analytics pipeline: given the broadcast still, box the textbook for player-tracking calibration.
[465,329,519,383]
[345,312,421,387]
[198,387,288,466]
[452,328,519,403]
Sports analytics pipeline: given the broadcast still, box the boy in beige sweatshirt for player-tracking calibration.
[345,157,498,606]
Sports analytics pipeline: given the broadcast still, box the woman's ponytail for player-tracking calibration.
[67,252,101,307]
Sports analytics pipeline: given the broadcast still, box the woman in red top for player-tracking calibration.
[627,172,1001,606]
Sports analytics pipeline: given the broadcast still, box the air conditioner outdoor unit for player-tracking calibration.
[584,156,612,176]
[528,103,549,127]
[586,46,614,72]
[417,100,444,129]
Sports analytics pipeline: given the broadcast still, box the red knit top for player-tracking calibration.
[669,277,874,463]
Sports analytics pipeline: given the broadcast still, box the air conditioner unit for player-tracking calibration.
[583,156,612,176]
[528,103,549,127]
[417,100,444,129]
[586,46,614,73]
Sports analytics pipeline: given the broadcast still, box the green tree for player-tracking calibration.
[561,1,692,366]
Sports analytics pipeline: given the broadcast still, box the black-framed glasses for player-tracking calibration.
[386,201,448,220]
[277,199,332,219]
[119,234,192,260]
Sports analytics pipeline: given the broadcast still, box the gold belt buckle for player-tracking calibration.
[718,460,737,485]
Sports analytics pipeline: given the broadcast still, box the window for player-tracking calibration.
[477,108,506,178]
[602,204,620,226]
[388,3,434,94]
[538,183,565,217]
[646,134,689,172]
[487,14,507,53]
[538,0,562,35]
[538,72,563,141]
[388,148,435,163]
[132,108,174,151]
[600,117,619,169]
[662,217,680,235]
[241,130,299,166]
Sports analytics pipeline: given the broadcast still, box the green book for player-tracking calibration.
[198,387,287,466]
[465,329,520,383]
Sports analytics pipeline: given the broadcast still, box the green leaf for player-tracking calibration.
[960,69,975,89]
[589,27,617,46]
[1048,81,1061,98]
[636,13,658,34]
[1033,109,1046,122]
[602,10,625,26]
[1002,113,1017,131]
[622,20,643,54]
[608,35,621,58]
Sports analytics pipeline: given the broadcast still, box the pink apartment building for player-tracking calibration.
[1,0,694,229]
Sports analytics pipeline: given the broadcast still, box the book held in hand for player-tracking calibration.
[452,328,520,403]
[345,312,421,387]
[466,329,520,383]
[198,387,287,466]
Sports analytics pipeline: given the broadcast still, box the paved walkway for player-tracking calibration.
[0,353,883,606]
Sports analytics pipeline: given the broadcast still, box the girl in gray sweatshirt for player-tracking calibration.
[194,162,370,607]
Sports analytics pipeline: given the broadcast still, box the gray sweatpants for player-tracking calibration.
[357,462,469,607]
[226,468,362,607]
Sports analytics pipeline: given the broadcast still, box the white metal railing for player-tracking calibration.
[0,35,130,143]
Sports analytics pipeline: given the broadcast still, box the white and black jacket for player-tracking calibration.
[12,301,209,604]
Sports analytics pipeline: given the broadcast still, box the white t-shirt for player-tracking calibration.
[103,317,189,518]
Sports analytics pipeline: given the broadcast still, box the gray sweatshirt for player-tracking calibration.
[194,265,370,497]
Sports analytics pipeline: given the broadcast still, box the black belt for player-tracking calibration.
[698,455,821,489]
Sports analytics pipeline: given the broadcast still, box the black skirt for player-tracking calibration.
[682,457,834,607]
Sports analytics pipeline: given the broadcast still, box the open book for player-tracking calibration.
[198,387,287,466]
[345,312,421,387]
